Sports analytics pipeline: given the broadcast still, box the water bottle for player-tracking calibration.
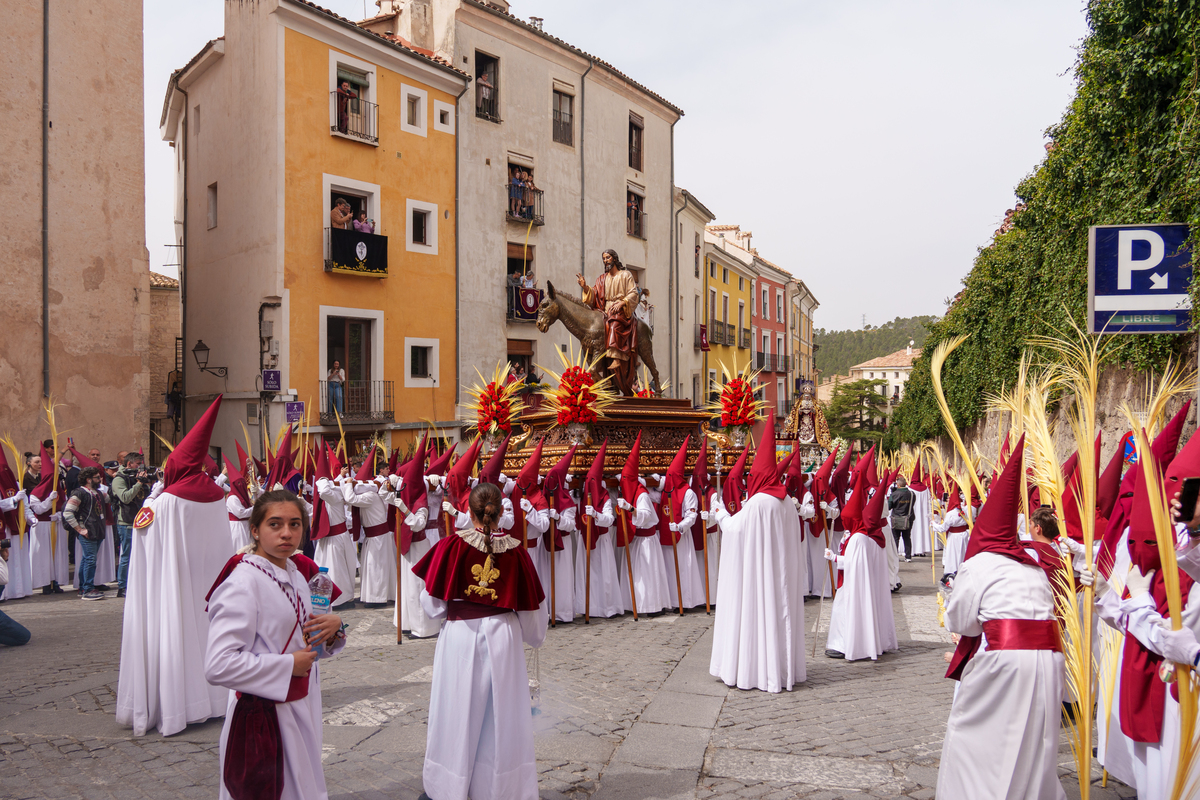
[308,567,334,657]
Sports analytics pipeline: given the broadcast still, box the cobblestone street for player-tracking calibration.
[0,559,1135,800]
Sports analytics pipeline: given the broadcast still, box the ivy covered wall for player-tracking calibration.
[890,0,1198,446]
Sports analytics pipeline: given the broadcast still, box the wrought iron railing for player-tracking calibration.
[756,352,777,372]
[738,328,751,349]
[553,110,572,145]
[627,207,645,239]
[319,380,394,424]
[506,186,544,226]
[506,285,543,323]
[476,87,500,122]
[707,319,726,346]
[329,91,378,144]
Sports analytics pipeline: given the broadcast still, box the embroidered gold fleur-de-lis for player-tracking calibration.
[466,555,500,601]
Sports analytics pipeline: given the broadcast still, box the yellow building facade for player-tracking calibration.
[701,241,754,394]
[164,0,468,460]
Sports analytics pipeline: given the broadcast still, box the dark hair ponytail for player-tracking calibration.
[469,482,503,554]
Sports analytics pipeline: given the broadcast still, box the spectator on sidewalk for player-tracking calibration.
[112,453,151,599]
[63,467,108,600]
[0,542,31,646]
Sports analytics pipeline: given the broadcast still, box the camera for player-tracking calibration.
[121,466,155,487]
[1,539,10,550]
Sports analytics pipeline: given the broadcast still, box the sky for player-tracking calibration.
[143,0,1091,332]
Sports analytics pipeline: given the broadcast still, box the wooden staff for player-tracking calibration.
[548,497,557,628]
[618,504,639,621]
[667,500,683,616]
[584,511,594,624]
[821,503,837,600]
[394,494,404,645]
[699,489,711,614]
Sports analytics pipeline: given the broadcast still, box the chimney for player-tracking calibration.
[376,0,401,14]
[906,339,913,356]
[529,16,544,30]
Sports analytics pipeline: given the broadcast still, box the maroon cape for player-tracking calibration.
[412,531,544,612]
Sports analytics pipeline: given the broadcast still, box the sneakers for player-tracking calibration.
[116,588,125,598]
[81,590,105,601]
[904,557,912,563]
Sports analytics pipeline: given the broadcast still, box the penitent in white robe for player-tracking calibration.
[709,492,806,693]
[660,488,705,610]
[226,494,253,552]
[613,492,671,616]
[695,513,721,608]
[420,591,548,800]
[116,491,233,736]
[206,554,345,800]
[0,497,35,599]
[395,504,443,638]
[576,497,627,618]
[937,552,1066,800]
[350,482,395,603]
[934,509,969,576]
[825,530,897,661]
[28,492,69,587]
[541,505,576,623]
[312,478,358,610]
[806,497,837,599]
[1094,529,1138,789]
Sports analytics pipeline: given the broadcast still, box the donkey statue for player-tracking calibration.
[536,281,662,396]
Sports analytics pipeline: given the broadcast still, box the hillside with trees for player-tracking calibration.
[814,316,938,377]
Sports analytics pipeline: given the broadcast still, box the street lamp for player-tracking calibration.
[192,339,228,378]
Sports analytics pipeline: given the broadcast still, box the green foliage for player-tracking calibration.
[826,378,890,444]
[815,316,938,378]
[891,0,1194,444]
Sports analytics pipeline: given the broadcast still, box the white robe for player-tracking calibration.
[28,492,69,587]
[206,554,345,800]
[805,497,836,599]
[312,479,358,610]
[937,552,1066,800]
[116,490,233,736]
[395,505,443,638]
[935,509,969,575]
[709,491,806,693]
[825,531,897,661]
[661,489,706,609]
[226,494,253,552]
[1095,528,1139,788]
[909,488,934,555]
[420,591,547,800]
[349,482,395,603]
[612,492,671,616]
[541,505,576,623]
[695,514,721,608]
[0,497,35,599]
[576,497,628,618]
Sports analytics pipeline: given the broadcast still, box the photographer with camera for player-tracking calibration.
[112,453,154,598]
[63,467,107,600]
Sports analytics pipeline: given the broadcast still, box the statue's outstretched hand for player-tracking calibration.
[575,273,587,289]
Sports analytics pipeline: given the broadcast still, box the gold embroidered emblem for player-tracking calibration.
[466,555,500,601]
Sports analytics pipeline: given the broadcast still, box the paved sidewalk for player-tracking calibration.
[0,559,1135,799]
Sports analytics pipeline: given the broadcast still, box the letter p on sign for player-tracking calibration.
[1117,229,1165,290]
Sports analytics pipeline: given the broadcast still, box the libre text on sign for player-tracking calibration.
[1088,224,1192,334]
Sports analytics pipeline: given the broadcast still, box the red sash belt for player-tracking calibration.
[327,521,347,537]
[948,525,968,534]
[363,522,389,538]
[36,513,51,523]
[228,513,245,523]
[982,618,1061,652]
[446,600,512,621]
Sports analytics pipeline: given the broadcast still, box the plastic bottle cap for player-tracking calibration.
[318,566,329,572]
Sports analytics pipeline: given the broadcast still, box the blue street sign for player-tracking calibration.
[285,401,305,424]
[262,369,281,392]
[1088,224,1192,334]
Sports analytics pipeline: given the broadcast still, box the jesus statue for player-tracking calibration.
[576,249,639,396]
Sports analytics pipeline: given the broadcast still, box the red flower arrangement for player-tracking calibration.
[539,347,618,429]
[705,361,769,437]
[466,363,526,436]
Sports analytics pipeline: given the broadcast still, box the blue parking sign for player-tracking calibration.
[1088,224,1192,334]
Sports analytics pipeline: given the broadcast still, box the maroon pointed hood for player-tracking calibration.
[1165,429,1200,505]
[588,439,611,510]
[841,469,867,533]
[1126,459,1163,574]
[0,446,22,536]
[858,468,889,547]
[426,443,455,477]
[784,442,807,498]
[724,444,750,508]
[746,428,786,500]
[620,433,643,503]
[354,444,378,481]
[690,437,711,499]
[479,434,512,486]
[68,447,101,470]
[515,438,545,498]
[663,435,691,496]
[31,442,59,501]
[543,444,578,512]
[963,435,1037,568]
[831,446,853,499]
[164,395,225,503]
[223,454,252,508]
[813,448,836,502]
[400,435,429,509]
[445,440,480,509]
[1152,399,1191,471]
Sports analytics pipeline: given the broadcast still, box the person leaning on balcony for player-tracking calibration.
[476,70,492,112]
[327,361,346,416]
[336,80,356,133]
[330,198,352,230]
[352,211,374,234]
[521,171,537,218]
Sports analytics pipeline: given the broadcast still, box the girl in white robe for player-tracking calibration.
[413,482,547,800]
[205,490,346,800]
[28,490,69,591]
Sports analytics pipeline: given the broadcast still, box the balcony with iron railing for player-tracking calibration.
[694,324,707,350]
[324,227,388,277]
[477,88,500,123]
[553,110,572,145]
[506,186,544,226]
[756,352,778,372]
[319,380,394,424]
[627,207,645,239]
[330,91,378,144]
[506,282,543,323]
[707,319,727,346]
[738,328,751,349]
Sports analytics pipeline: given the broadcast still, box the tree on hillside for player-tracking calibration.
[825,379,889,445]
[814,315,939,377]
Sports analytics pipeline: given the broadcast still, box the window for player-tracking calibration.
[692,374,700,407]
[762,288,769,320]
[207,182,218,229]
[694,233,700,278]
[400,84,427,137]
[869,372,874,378]
[320,305,388,421]
[709,260,716,279]
[894,372,900,379]
[193,105,200,136]
[709,288,717,323]
[411,345,430,378]
[433,99,455,134]
[722,268,728,284]
[738,276,744,291]
[406,199,439,254]
[737,301,745,331]
[628,113,644,170]
[475,52,500,122]
[722,294,729,324]
[776,292,783,323]
[552,90,573,145]
[404,336,440,388]
[626,190,645,238]
[507,163,543,225]
[763,334,770,354]
[330,53,378,144]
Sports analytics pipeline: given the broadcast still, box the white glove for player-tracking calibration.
[389,474,401,488]
[700,510,710,522]
[498,473,509,485]
[650,473,662,484]
[585,504,596,518]
[427,475,441,489]
[49,491,58,501]
[548,508,560,521]
[16,490,27,503]
[617,498,632,511]
[791,496,801,511]
[51,512,63,522]
[564,474,574,484]
[819,501,829,512]
[1063,537,1086,556]
[1158,622,1200,666]
[520,498,534,513]
[395,499,409,515]
[1077,565,1098,588]
[1126,566,1155,598]
[711,497,727,517]
[669,522,678,533]
[442,500,455,515]
[824,548,836,562]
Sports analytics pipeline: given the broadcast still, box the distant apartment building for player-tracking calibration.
[163,0,467,457]
[791,278,819,386]
[361,0,683,401]
[3,0,151,456]
[674,188,716,406]
[849,344,921,406]
[701,227,755,413]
